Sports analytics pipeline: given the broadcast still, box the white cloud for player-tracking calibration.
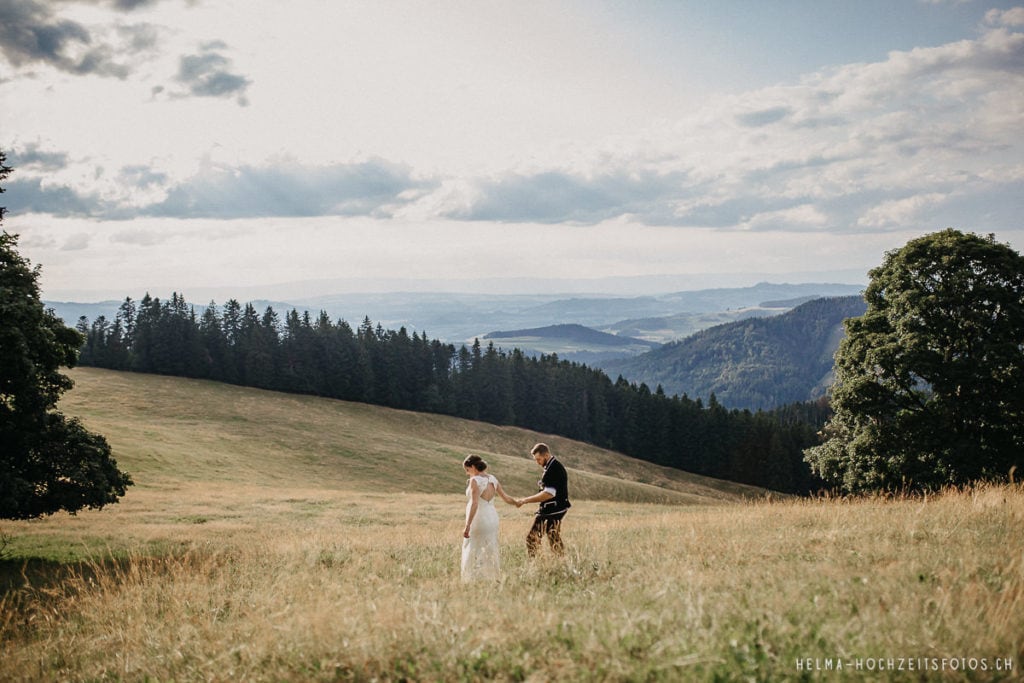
[60,232,92,250]
[857,193,947,229]
[4,2,1024,299]
[399,15,1022,233]
[109,227,169,246]
[8,4,1022,234]
[605,21,1024,232]
[4,156,437,220]
[985,7,1024,26]
[742,204,831,232]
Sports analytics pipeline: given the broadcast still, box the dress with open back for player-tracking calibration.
[461,474,500,581]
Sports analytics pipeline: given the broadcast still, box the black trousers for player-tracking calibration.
[526,513,566,556]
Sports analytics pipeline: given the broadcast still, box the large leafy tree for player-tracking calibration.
[0,151,132,519]
[805,229,1024,493]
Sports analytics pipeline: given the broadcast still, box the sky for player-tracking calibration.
[1,0,1023,302]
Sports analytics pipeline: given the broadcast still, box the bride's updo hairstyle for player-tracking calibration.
[463,454,487,472]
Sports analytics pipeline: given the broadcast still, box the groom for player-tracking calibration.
[515,443,571,556]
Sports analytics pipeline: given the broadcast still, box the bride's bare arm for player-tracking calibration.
[495,481,520,506]
[464,483,480,538]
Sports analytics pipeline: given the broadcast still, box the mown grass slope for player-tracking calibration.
[56,367,765,505]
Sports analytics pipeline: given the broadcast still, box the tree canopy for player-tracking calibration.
[805,229,1024,493]
[0,151,133,520]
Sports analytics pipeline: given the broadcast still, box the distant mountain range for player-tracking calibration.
[46,281,864,347]
[48,284,868,412]
[598,296,868,410]
[485,323,659,347]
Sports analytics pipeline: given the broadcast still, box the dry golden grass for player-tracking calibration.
[1,369,1021,680]
[2,484,1021,681]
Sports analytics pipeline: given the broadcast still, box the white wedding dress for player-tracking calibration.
[461,474,500,581]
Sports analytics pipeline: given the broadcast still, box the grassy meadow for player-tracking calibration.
[1,368,1021,681]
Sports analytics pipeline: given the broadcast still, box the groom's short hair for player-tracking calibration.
[531,443,550,456]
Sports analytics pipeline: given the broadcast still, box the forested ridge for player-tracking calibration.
[484,323,657,348]
[601,296,868,410]
[73,293,830,493]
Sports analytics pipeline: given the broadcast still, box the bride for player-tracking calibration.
[461,454,517,581]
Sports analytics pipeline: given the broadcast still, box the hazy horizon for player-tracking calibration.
[40,268,870,305]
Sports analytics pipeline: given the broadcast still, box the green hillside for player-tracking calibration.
[59,368,765,505]
[603,306,786,344]
[600,296,867,410]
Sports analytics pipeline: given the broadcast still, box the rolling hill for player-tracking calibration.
[482,323,660,364]
[598,296,867,410]
[601,306,787,344]
[59,367,767,505]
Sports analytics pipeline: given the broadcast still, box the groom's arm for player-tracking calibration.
[517,488,554,505]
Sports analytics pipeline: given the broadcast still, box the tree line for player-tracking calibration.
[74,293,830,494]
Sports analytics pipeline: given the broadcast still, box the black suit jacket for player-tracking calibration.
[537,457,571,518]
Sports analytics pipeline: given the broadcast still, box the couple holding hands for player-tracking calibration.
[461,443,571,581]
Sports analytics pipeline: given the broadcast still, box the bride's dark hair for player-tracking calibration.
[463,454,487,471]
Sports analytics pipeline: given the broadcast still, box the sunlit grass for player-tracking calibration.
[1,369,1020,680]
[2,483,1021,681]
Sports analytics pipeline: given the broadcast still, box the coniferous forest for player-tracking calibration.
[73,293,830,494]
